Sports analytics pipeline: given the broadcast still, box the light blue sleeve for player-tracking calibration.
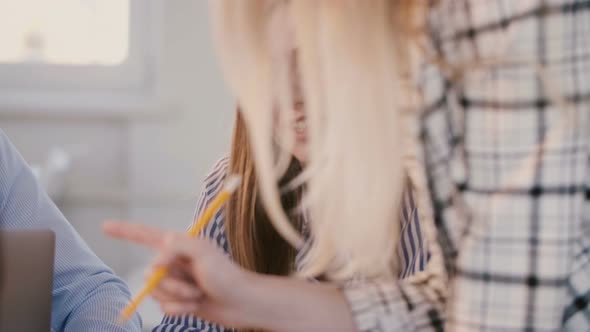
[0,130,142,332]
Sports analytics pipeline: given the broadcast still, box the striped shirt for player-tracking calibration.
[153,157,429,331]
[0,130,142,331]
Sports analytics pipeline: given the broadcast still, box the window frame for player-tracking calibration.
[0,0,163,117]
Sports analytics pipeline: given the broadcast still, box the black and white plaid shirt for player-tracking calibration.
[344,0,590,330]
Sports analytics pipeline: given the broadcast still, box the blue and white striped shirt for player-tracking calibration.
[154,157,429,332]
[0,130,142,332]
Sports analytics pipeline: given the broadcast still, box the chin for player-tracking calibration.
[292,148,308,165]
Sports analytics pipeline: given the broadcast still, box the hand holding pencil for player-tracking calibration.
[103,175,242,323]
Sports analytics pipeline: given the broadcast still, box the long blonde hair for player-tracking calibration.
[211,0,444,283]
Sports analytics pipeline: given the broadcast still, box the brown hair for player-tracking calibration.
[225,111,303,276]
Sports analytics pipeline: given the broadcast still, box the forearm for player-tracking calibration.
[241,273,356,332]
[238,273,445,332]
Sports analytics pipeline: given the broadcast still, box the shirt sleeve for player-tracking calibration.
[343,279,444,332]
[153,157,233,332]
[0,130,142,332]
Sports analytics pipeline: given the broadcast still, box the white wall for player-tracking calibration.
[127,0,233,270]
[0,0,233,313]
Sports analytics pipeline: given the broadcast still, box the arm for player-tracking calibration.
[0,131,142,332]
[106,205,444,332]
[239,273,355,332]
[238,274,443,332]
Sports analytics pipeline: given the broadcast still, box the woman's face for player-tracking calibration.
[268,3,308,164]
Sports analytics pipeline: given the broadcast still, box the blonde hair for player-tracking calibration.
[211,0,445,284]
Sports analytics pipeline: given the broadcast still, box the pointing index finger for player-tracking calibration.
[103,221,168,250]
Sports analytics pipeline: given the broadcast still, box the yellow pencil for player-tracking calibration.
[119,175,242,323]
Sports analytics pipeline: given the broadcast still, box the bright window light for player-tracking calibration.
[0,0,129,66]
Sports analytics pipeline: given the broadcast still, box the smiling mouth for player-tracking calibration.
[292,99,307,139]
[294,106,306,131]
[294,117,307,133]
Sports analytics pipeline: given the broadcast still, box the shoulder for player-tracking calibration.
[201,156,230,203]
[0,130,22,176]
[0,130,27,209]
[193,156,232,254]
[0,129,11,150]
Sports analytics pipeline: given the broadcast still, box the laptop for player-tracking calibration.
[0,230,55,332]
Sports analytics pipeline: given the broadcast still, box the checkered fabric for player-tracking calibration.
[344,0,590,331]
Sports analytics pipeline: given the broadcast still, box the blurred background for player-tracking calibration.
[0,0,233,329]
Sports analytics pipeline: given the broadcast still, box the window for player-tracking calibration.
[0,0,129,65]
[0,0,159,114]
